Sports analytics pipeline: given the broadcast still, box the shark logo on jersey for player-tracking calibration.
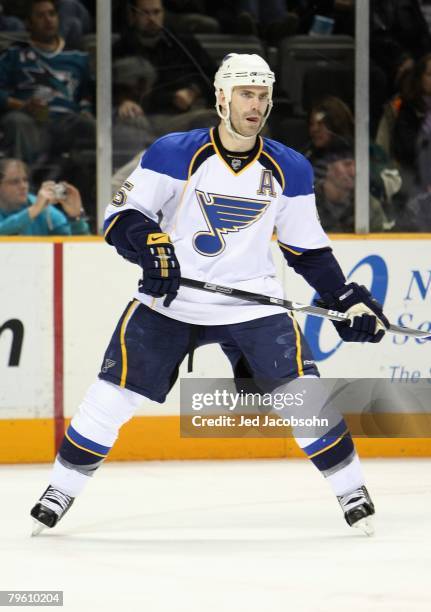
[193,190,270,256]
[23,58,79,101]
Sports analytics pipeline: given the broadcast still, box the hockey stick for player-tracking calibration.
[180,277,431,340]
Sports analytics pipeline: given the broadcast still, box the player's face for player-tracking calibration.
[130,0,165,36]
[28,1,59,42]
[309,111,332,149]
[0,162,30,209]
[327,158,355,192]
[228,86,270,137]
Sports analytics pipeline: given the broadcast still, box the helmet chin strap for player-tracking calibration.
[217,102,255,141]
[226,117,257,141]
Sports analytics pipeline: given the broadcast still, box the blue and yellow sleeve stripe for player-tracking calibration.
[278,240,308,257]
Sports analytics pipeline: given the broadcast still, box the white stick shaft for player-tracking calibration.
[180,278,431,340]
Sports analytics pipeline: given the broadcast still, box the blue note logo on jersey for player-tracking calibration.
[193,190,270,256]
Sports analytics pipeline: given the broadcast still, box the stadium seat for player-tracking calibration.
[278,35,354,115]
[195,34,265,67]
[302,65,354,112]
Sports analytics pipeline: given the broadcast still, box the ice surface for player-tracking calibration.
[1,459,430,612]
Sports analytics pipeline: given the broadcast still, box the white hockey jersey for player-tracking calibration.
[105,127,331,325]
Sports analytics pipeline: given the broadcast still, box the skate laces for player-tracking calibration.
[338,487,367,511]
[40,486,73,515]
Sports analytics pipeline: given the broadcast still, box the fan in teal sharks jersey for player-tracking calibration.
[0,0,95,166]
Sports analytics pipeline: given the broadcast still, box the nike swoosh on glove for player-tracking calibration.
[137,232,181,307]
[316,283,390,343]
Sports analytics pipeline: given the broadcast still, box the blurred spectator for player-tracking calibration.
[303,96,354,178]
[0,158,89,235]
[0,0,95,165]
[396,189,431,230]
[376,58,414,157]
[0,0,96,223]
[111,56,157,169]
[314,147,389,232]
[113,0,215,124]
[371,0,431,95]
[58,0,93,48]
[369,143,403,229]
[393,53,431,194]
[112,0,217,163]
[304,97,402,230]
[304,96,402,226]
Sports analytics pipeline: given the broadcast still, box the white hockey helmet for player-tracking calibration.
[214,53,275,139]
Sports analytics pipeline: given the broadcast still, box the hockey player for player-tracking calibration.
[31,54,388,536]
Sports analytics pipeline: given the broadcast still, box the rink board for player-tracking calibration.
[1,416,431,463]
[1,235,431,462]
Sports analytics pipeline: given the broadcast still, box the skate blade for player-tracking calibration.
[352,516,374,537]
[31,519,46,537]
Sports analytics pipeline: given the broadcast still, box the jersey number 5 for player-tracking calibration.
[112,181,134,207]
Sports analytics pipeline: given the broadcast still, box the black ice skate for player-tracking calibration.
[337,485,375,536]
[30,486,74,536]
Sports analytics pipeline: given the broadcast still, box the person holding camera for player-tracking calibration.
[0,158,90,235]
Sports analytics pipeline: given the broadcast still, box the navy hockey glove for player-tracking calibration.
[316,283,389,343]
[137,231,180,307]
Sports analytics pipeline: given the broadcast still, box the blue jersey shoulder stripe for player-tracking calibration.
[188,141,215,177]
[140,128,212,181]
[263,137,314,198]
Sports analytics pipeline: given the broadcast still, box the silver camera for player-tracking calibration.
[52,182,67,200]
